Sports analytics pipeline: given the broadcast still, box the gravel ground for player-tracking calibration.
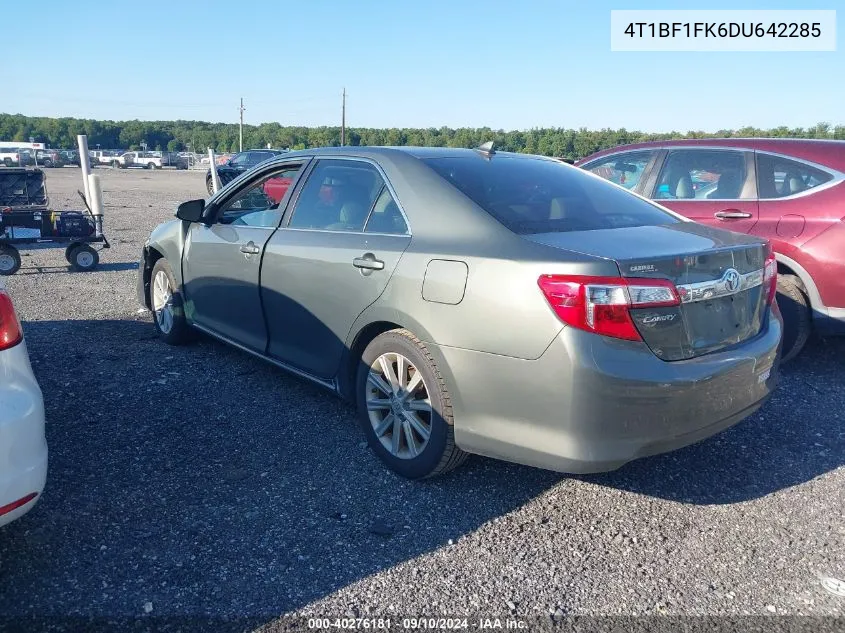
[0,167,843,629]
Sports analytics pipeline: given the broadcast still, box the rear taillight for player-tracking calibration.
[763,243,777,305]
[538,275,679,341]
[0,289,23,350]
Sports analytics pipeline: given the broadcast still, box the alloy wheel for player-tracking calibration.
[365,352,433,459]
[152,270,174,334]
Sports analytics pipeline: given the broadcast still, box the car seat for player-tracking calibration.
[712,170,743,199]
[785,172,807,195]
[328,184,371,230]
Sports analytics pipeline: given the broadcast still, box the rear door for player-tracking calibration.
[181,160,307,351]
[754,151,840,244]
[261,157,411,379]
[647,148,759,233]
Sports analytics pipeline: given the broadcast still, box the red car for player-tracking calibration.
[577,138,845,361]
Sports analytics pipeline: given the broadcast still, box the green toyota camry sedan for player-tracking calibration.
[138,145,781,479]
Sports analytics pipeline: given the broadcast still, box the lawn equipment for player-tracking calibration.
[0,167,109,275]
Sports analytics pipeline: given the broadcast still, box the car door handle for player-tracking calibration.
[353,254,385,270]
[240,241,260,255]
[714,210,752,220]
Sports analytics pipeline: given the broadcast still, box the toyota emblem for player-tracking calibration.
[723,268,741,293]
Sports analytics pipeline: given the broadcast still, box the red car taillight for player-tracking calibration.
[763,242,777,305]
[0,289,24,351]
[538,275,680,341]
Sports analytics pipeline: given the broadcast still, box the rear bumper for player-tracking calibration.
[433,313,782,474]
[0,341,48,527]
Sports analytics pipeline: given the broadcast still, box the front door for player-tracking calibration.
[261,158,412,379]
[649,148,759,233]
[181,162,305,351]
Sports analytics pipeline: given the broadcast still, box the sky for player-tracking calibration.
[1,0,842,132]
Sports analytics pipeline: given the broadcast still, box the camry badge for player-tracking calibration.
[642,314,676,324]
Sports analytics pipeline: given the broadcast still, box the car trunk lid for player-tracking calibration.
[528,223,770,361]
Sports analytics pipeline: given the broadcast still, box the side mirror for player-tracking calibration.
[176,199,205,223]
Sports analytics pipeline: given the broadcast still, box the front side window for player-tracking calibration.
[584,151,655,190]
[655,150,749,200]
[289,160,385,231]
[756,153,833,199]
[216,165,303,228]
[423,155,677,235]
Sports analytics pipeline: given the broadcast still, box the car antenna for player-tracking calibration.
[474,141,496,158]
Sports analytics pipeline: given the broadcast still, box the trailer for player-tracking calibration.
[0,168,109,275]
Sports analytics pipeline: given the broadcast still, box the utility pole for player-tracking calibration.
[341,87,346,146]
[239,97,245,152]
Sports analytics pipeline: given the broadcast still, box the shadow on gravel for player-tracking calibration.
[0,318,562,622]
[585,334,845,505]
[1,318,841,623]
[14,261,139,275]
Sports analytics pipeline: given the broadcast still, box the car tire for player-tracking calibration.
[356,328,468,479]
[206,176,215,196]
[69,244,99,271]
[149,258,192,345]
[147,162,157,170]
[0,245,21,275]
[776,274,812,363]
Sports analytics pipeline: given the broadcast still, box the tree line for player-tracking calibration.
[1,113,843,160]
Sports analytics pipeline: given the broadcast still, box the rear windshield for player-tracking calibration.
[423,155,679,234]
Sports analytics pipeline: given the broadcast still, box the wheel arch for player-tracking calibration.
[139,245,165,310]
[774,253,823,315]
[339,309,439,401]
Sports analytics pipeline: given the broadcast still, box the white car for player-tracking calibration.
[0,283,47,527]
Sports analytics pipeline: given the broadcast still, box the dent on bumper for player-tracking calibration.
[432,316,782,474]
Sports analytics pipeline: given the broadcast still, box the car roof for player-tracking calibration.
[578,137,845,171]
[277,145,558,162]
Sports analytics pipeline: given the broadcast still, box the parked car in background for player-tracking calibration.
[206,149,287,194]
[0,283,47,527]
[90,150,121,165]
[34,149,64,168]
[58,150,95,168]
[113,151,188,170]
[139,146,780,480]
[161,151,189,169]
[0,148,22,167]
[17,150,37,167]
[578,138,845,361]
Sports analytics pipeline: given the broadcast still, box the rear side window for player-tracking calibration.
[584,151,656,190]
[756,153,833,199]
[655,150,749,200]
[365,187,408,235]
[289,159,385,232]
[422,155,677,235]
